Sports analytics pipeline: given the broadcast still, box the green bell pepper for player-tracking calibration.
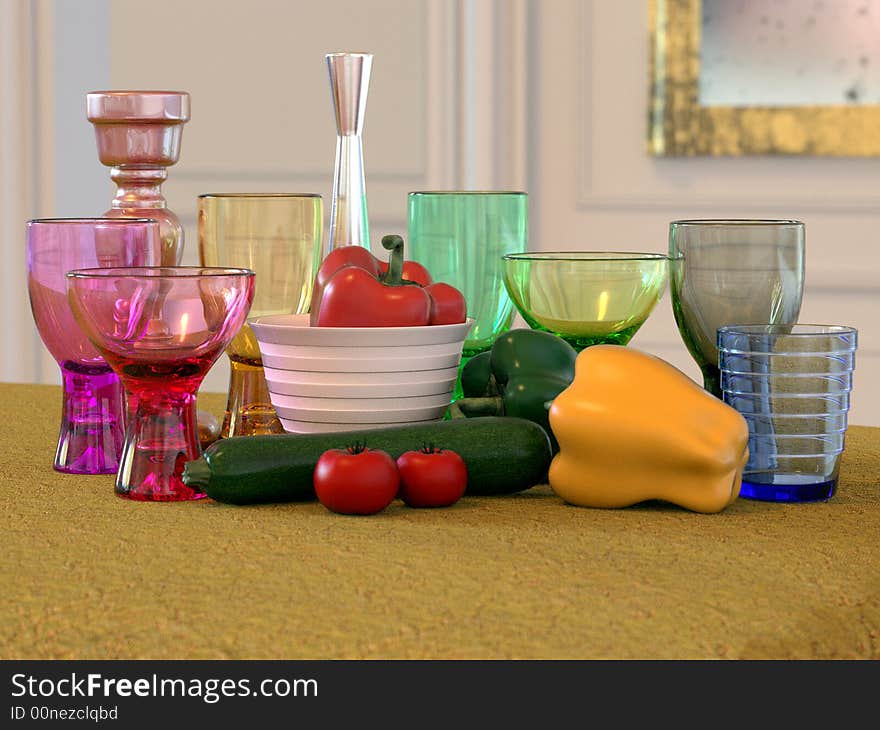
[450,329,577,450]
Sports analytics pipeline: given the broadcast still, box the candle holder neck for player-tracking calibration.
[110,166,168,210]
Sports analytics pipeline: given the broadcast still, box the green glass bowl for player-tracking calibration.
[502,252,669,351]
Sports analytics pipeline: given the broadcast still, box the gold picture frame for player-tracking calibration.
[648,0,880,156]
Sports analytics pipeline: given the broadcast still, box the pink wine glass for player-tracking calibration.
[26,218,161,474]
[66,266,255,501]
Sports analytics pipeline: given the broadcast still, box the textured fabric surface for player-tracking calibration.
[1,383,878,660]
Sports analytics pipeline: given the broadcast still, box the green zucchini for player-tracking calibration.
[182,416,552,505]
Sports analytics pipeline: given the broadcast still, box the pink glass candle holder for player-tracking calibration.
[66,267,255,501]
[26,218,161,474]
[87,90,190,266]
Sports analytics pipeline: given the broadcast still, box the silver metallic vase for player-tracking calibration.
[326,52,373,255]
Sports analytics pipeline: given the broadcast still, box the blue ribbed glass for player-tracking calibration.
[718,324,858,503]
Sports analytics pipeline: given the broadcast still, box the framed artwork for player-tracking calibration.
[649,0,880,155]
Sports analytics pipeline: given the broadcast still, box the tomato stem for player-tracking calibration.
[347,440,368,455]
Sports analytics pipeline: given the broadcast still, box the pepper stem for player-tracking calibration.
[380,235,406,286]
[447,396,504,419]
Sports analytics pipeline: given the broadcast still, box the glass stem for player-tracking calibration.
[116,390,203,501]
[450,352,475,405]
[222,358,283,438]
[446,345,493,416]
[702,365,722,400]
[55,363,125,475]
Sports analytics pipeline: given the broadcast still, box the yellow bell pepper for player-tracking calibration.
[548,345,749,514]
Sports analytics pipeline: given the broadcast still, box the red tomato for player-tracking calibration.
[396,447,468,508]
[424,282,467,325]
[314,445,400,515]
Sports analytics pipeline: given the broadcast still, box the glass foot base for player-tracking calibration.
[117,487,207,502]
[54,460,119,476]
[222,359,284,437]
[54,364,125,475]
[740,477,836,503]
[115,397,204,502]
[223,408,284,438]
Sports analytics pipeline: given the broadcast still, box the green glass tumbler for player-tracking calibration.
[407,191,528,396]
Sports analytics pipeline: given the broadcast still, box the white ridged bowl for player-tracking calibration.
[250,314,474,434]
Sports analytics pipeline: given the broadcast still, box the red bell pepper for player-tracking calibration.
[308,245,382,326]
[424,282,467,325]
[309,243,434,325]
[315,235,433,327]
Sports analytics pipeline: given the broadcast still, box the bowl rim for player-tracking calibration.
[502,251,668,262]
[66,266,255,279]
[408,190,527,197]
[28,217,160,227]
[717,324,858,337]
[198,193,322,199]
[669,219,804,228]
[251,313,475,334]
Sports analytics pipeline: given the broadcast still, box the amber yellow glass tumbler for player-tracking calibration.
[198,194,323,437]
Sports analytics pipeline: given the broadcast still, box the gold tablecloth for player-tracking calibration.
[1,383,878,659]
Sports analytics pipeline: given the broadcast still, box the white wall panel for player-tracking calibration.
[0,0,56,384]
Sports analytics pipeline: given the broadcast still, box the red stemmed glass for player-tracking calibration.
[26,218,161,474]
[66,266,255,501]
